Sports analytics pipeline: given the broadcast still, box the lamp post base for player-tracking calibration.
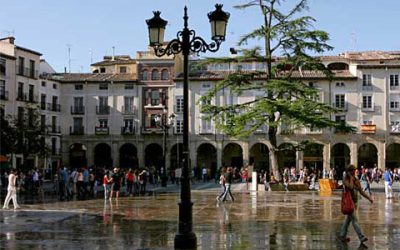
[174,232,197,249]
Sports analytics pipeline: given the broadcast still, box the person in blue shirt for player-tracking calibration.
[383,168,393,199]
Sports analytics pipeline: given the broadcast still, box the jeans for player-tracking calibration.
[385,181,393,198]
[217,184,226,199]
[221,184,234,202]
[340,212,366,241]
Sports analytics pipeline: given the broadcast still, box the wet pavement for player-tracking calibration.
[1,184,400,249]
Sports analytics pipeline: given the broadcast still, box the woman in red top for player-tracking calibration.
[126,169,134,196]
[103,170,111,199]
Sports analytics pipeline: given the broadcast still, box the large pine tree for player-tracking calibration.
[199,0,355,180]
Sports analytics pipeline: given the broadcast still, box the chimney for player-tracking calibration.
[64,67,67,73]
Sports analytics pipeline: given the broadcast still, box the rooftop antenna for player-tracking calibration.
[89,48,93,64]
[66,44,72,73]
[350,32,357,52]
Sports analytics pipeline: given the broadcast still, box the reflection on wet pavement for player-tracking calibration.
[1,191,399,249]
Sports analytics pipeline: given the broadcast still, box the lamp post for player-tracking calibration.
[146,5,229,249]
[155,109,175,187]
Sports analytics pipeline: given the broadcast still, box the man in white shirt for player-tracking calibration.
[3,169,20,210]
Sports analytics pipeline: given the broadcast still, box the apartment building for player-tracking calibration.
[180,51,400,178]
[0,37,61,171]
[1,36,399,176]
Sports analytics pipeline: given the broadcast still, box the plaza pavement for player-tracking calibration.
[1,182,399,249]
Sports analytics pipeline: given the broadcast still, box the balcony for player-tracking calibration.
[51,148,61,156]
[332,102,348,111]
[361,105,375,112]
[16,93,37,103]
[49,103,61,112]
[121,106,136,115]
[0,90,8,100]
[95,126,109,135]
[389,106,400,112]
[390,85,400,91]
[48,126,61,134]
[362,85,373,91]
[121,126,135,135]
[96,106,110,115]
[71,106,85,115]
[16,66,38,79]
[360,124,376,134]
[141,126,163,134]
[70,126,84,135]
[16,93,27,101]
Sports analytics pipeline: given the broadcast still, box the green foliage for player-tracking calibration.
[198,0,356,146]
[0,108,49,159]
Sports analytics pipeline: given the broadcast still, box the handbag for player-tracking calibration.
[341,187,355,215]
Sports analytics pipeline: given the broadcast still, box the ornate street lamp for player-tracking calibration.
[155,109,175,187]
[147,5,229,249]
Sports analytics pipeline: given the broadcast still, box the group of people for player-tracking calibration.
[102,168,149,199]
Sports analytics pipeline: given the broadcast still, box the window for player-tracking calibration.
[28,85,34,102]
[40,115,46,131]
[99,119,108,128]
[362,74,372,86]
[73,117,83,131]
[120,66,127,73]
[124,96,134,113]
[124,119,134,128]
[391,120,400,133]
[40,94,46,109]
[41,81,46,87]
[362,95,372,109]
[75,84,83,90]
[17,107,24,124]
[29,60,35,78]
[175,96,183,113]
[161,69,169,80]
[141,70,148,80]
[0,58,5,75]
[176,82,183,89]
[362,120,373,125]
[125,83,134,89]
[17,82,24,99]
[99,97,108,108]
[151,69,159,80]
[151,90,160,105]
[336,82,345,87]
[308,82,314,87]
[18,57,24,75]
[99,83,108,90]
[201,82,211,89]
[53,83,57,89]
[0,80,5,99]
[334,94,345,109]
[390,74,399,87]
[100,67,106,73]
[52,116,57,129]
[28,108,34,127]
[175,119,183,134]
[390,101,399,109]
[200,117,212,133]
[74,97,83,108]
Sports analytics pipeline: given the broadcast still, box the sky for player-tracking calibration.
[1,0,399,73]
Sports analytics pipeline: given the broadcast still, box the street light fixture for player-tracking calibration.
[155,108,175,187]
[146,4,229,249]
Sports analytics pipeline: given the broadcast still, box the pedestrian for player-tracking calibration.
[283,168,290,191]
[125,169,134,196]
[216,167,226,201]
[360,168,372,196]
[221,167,235,202]
[338,164,373,244]
[139,169,147,195]
[383,168,394,199]
[2,169,20,210]
[103,170,111,199]
[109,168,122,199]
[133,169,140,195]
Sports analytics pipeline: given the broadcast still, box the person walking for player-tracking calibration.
[383,168,394,199]
[103,170,111,199]
[2,169,20,210]
[221,167,235,202]
[338,164,373,244]
[125,169,134,196]
[109,168,122,199]
[360,168,372,196]
[216,167,226,201]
